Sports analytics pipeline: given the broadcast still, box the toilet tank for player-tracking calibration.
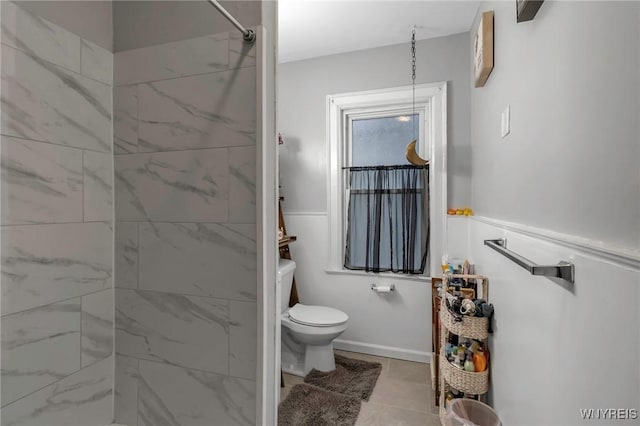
[277,259,296,313]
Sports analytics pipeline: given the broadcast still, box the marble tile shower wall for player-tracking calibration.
[113,31,258,426]
[0,2,114,426]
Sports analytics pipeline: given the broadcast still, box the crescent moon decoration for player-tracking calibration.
[406,140,429,166]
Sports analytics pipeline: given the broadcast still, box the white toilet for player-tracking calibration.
[278,259,348,374]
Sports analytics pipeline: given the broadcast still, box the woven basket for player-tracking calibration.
[440,305,489,340]
[439,273,492,412]
[440,357,489,395]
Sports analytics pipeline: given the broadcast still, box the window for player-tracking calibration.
[346,113,428,273]
[328,83,447,277]
[350,114,419,167]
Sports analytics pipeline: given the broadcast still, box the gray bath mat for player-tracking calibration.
[278,383,361,426]
[304,354,382,401]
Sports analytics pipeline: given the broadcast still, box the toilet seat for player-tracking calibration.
[288,303,348,327]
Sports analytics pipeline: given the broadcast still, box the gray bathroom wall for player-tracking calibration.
[0,2,114,425]
[112,26,259,426]
[13,0,113,51]
[113,0,261,52]
[463,1,640,424]
[469,0,640,250]
[277,33,470,359]
[279,32,471,213]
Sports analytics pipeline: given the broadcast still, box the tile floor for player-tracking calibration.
[280,349,441,426]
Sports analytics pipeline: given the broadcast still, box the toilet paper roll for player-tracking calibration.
[374,285,392,293]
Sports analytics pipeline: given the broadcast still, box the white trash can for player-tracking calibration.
[444,399,501,426]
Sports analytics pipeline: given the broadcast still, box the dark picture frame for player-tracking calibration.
[517,0,544,23]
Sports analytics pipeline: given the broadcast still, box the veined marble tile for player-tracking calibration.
[115,289,229,374]
[113,85,138,154]
[114,33,228,85]
[1,299,81,407]
[0,356,113,426]
[1,44,112,153]
[229,301,257,380]
[229,146,256,224]
[229,30,257,69]
[1,1,81,72]
[1,136,83,225]
[1,222,113,316]
[138,222,256,301]
[81,289,114,367]
[137,67,256,152]
[114,355,139,426]
[83,150,113,222]
[138,360,255,426]
[80,39,113,85]
[115,221,138,289]
[114,149,228,222]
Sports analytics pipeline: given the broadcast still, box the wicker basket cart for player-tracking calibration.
[438,274,491,424]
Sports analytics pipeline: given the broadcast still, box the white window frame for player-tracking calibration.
[326,82,447,278]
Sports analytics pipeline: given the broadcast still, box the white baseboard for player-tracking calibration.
[333,339,432,364]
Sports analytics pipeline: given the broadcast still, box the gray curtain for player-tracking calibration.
[344,165,429,274]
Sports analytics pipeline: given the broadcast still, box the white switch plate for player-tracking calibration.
[501,106,510,138]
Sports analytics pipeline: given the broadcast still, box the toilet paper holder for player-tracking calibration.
[371,284,395,292]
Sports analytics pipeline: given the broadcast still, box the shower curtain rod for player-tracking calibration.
[207,0,256,43]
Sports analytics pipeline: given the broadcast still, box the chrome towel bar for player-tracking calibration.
[484,239,575,284]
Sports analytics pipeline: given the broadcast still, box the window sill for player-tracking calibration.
[324,268,431,282]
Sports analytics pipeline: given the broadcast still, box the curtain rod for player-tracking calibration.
[207,0,256,43]
[342,165,429,171]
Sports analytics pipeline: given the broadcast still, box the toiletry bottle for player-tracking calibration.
[458,339,467,351]
[445,391,454,408]
[445,341,452,358]
[464,352,475,372]
[473,344,487,372]
[449,345,457,362]
[441,256,449,274]
[457,346,466,367]
[452,352,462,368]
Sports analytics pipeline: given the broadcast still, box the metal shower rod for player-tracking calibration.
[207,0,256,43]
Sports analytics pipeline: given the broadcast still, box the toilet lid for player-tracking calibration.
[288,304,348,326]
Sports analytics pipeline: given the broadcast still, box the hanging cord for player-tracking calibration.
[411,27,417,141]
[406,27,428,167]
